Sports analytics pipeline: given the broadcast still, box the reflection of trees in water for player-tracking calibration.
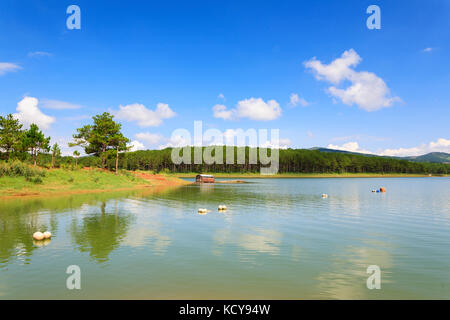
[0,211,49,266]
[70,200,133,263]
[155,184,303,209]
[0,191,141,267]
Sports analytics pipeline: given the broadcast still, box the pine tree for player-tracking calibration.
[0,114,23,161]
[51,143,61,168]
[24,124,50,166]
[70,112,128,169]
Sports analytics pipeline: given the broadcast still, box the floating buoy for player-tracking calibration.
[379,187,386,193]
[198,208,208,214]
[218,205,227,211]
[371,190,377,193]
[43,231,52,239]
[33,232,44,241]
[321,194,328,198]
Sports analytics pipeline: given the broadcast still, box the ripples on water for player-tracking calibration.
[0,178,449,299]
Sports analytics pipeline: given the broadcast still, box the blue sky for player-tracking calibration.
[1,0,449,156]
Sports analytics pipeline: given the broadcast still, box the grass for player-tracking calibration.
[170,172,446,178]
[0,167,153,198]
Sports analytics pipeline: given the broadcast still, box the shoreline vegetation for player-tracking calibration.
[1,164,446,200]
[0,163,189,199]
[1,111,449,200]
[0,165,447,200]
[174,172,448,179]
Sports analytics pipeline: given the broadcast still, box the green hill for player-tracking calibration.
[310,147,450,164]
[404,152,450,163]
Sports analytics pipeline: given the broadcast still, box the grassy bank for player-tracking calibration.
[171,172,447,179]
[0,163,189,198]
[1,162,446,199]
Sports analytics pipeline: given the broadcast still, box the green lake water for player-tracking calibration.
[0,177,449,299]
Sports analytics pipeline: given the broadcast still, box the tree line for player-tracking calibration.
[0,112,129,174]
[1,112,449,175]
[0,114,56,166]
[97,147,448,174]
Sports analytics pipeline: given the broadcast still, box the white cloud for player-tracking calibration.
[289,93,299,106]
[128,140,146,152]
[280,138,291,148]
[307,131,314,138]
[0,62,21,76]
[429,138,450,150]
[237,98,282,120]
[220,129,290,149]
[380,138,450,157]
[135,131,191,150]
[158,135,191,149]
[135,132,164,145]
[212,104,233,120]
[13,97,55,130]
[218,93,225,99]
[327,142,374,154]
[300,98,310,107]
[114,102,176,127]
[156,129,291,150]
[422,47,433,53]
[289,93,309,107]
[212,97,281,121]
[330,134,390,142]
[327,138,450,157]
[305,49,400,111]
[40,99,82,110]
[305,49,360,84]
[28,51,52,57]
[260,138,291,149]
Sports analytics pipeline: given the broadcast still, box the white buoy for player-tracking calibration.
[43,231,52,239]
[33,232,44,241]
[218,205,227,211]
[321,194,328,198]
[198,208,208,214]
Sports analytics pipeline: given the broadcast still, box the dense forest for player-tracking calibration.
[1,112,449,175]
[89,147,450,174]
[25,147,448,175]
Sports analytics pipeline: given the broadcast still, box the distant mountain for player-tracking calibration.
[311,147,450,164]
[403,152,450,164]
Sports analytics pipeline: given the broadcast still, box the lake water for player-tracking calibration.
[0,178,449,299]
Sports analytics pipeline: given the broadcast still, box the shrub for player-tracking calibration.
[160,168,171,174]
[32,176,43,184]
[0,161,46,178]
